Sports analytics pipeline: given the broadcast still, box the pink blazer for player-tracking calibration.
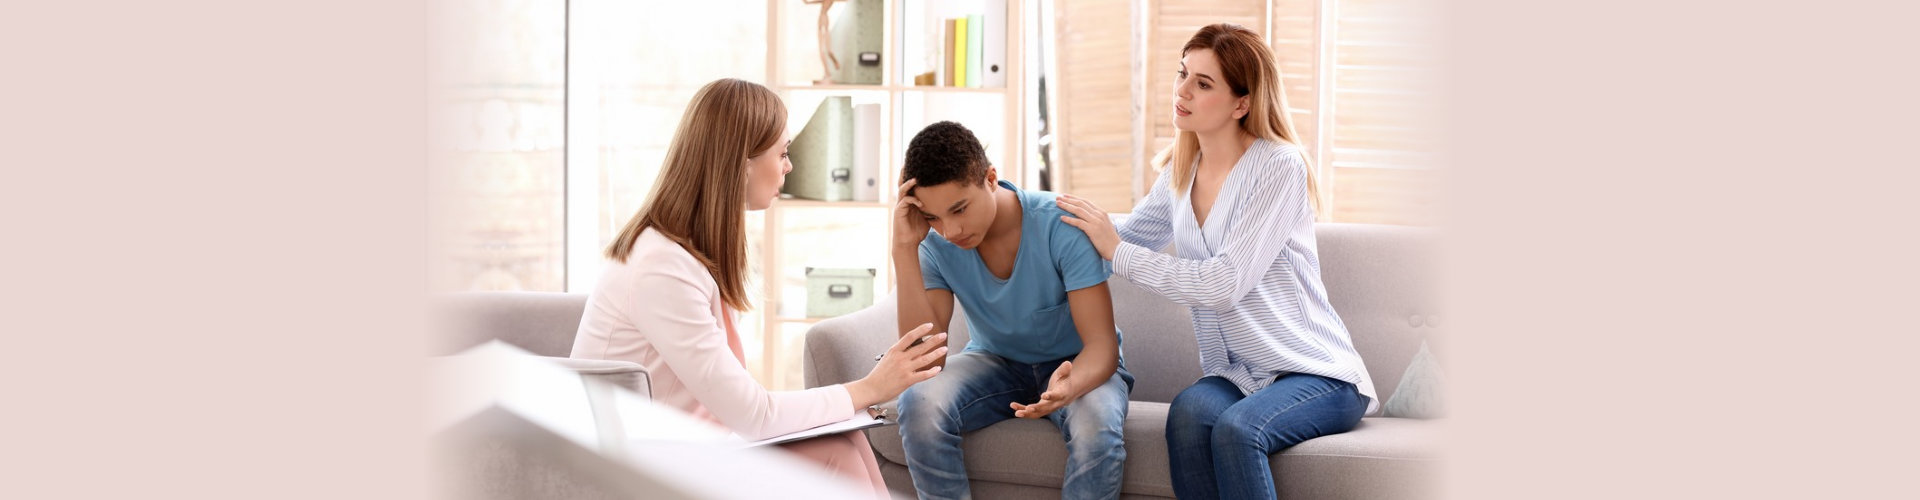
[571,228,856,440]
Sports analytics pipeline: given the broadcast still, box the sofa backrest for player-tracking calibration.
[1104,278,1202,403]
[1040,223,1439,405]
[438,224,1438,407]
[434,291,589,357]
[923,279,1200,405]
[921,224,1436,405]
[1314,222,1441,405]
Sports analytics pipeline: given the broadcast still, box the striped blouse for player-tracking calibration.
[1111,138,1379,414]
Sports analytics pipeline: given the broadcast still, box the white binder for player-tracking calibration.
[851,102,882,202]
[981,0,1007,87]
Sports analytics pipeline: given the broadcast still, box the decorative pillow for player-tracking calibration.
[1384,341,1445,419]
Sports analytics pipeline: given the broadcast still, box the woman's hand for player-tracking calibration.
[1055,194,1120,261]
[893,178,932,251]
[847,323,947,408]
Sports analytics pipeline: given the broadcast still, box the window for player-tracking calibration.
[429,0,566,292]
[564,0,768,293]
[429,0,769,294]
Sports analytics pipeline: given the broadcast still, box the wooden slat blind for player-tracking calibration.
[1052,0,1435,225]
[1052,0,1137,211]
[1270,0,1321,159]
[1144,0,1268,195]
[1325,0,1437,224]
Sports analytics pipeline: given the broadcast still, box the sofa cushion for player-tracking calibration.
[866,401,1178,497]
[866,400,1438,499]
[1273,417,1444,499]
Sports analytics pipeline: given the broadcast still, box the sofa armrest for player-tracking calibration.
[541,356,652,400]
[803,294,902,390]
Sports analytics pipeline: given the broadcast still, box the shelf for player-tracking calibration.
[774,83,1010,94]
[772,83,891,93]
[758,0,1026,391]
[897,85,1011,94]
[773,199,890,208]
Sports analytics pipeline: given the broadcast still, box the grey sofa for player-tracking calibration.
[804,222,1441,499]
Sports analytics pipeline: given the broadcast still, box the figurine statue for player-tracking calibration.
[802,0,840,84]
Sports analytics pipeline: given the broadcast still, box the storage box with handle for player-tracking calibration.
[805,267,876,318]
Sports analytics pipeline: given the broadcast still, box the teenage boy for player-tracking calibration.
[891,121,1131,500]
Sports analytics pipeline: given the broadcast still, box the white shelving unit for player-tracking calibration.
[754,0,1029,387]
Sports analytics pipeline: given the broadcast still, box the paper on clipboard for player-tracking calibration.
[743,413,893,447]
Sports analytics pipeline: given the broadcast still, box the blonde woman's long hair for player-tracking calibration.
[1152,23,1320,214]
[606,78,785,311]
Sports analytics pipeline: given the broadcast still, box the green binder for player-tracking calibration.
[783,96,855,202]
[966,14,983,88]
[829,0,883,85]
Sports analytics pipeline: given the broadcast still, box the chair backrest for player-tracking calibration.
[434,291,590,357]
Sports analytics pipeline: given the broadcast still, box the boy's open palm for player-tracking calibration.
[1011,361,1077,419]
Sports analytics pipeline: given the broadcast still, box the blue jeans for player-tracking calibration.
[1166,374,1367,500]
[897,350,1134,500]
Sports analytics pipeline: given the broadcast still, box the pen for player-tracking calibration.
[876,334,938,361]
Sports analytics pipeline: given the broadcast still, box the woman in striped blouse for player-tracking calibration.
[1055,23,1378,499]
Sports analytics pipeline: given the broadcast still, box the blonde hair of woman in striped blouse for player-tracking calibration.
[1054,23,1379,500]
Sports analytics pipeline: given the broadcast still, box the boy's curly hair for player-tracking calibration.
[902,121,990,190]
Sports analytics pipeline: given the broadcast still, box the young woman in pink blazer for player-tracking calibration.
[571,78,945,498]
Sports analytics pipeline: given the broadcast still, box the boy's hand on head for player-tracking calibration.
[1011,361,1078,419]
[893,178,931,250]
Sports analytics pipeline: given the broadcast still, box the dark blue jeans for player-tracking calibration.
[897,350,1134,500]
[1166,374,1367,499]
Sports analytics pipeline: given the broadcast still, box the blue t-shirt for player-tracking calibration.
[919,180,1121,364]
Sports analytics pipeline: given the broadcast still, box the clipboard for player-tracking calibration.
[744,413,894,447]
